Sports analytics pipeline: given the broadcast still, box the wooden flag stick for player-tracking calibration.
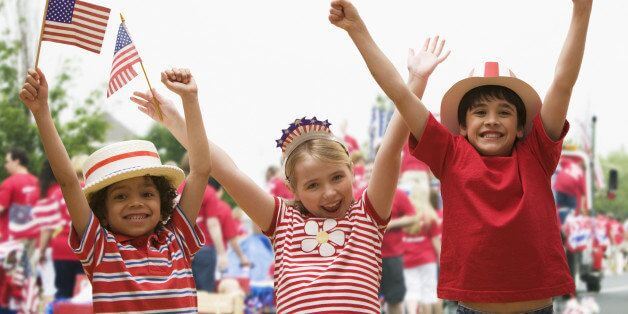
[34,0,52,68]
[120,13,163,121]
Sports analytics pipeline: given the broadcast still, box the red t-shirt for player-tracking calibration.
[403,220,440,268]
[268,177,293,200]
[409,113,574,302]
[178,183,233,247]
[382,189,416,258]
[0,173,40,241]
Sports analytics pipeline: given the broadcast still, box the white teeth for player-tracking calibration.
[125,214,148,220]
[482,133,501,138]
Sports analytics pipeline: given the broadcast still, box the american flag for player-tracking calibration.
[107,22,142,97]
[41,0,110,54]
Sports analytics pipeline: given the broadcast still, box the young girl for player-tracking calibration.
[19,67,211,313]
[130,39,448,314]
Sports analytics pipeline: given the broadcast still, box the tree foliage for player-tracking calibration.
[0,28,107,179]
[143,124,186,164]
[594,150,628,219]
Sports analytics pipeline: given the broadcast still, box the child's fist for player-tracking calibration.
[19,68,49,115]
[161,68,197,96]
[329,0,364,32]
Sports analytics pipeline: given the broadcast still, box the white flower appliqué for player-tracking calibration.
[301,219,345,257]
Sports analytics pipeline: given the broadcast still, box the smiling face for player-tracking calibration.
[291,154,354,219]
[103,176,162,237]
[460,98,523,156]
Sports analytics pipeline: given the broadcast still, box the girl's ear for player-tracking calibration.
[285,178,299,201]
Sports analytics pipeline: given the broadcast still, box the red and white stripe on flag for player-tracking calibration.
[107,22,142,97]
[41,0,110,54]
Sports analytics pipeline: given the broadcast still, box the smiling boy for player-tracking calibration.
[329,0,592,312]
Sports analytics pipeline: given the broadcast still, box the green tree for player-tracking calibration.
[0,5,108,179]
[594,150,628,219]
[143,124,186,164]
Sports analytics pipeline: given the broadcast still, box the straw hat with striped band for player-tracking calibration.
[82,140,185,198]
[440,61,541,136]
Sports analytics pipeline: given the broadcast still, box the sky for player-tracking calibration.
[4,0,628,185]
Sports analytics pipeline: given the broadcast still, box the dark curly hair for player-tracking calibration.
[87,175,178,229]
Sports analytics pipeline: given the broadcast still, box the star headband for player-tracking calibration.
[276,117,348,170]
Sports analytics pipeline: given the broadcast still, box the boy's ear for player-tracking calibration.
[516,127,524,139]
[459,125,468,137]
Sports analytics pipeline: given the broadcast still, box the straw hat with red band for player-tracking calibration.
[82,140,185,198]
[440,61,542,135]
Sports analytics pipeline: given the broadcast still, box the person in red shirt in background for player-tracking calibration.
[403,188,443,314]
[0,148,40,313]
[206,178,251,275]
[36,156,87,300]
[265,165,293,200]
[399,143,432,222]
[0,148,40,242]
[606,214,625,274]
[351,152,368,199]
[554,157,586,224]
[380,189,417,314]
[340,120,361,155]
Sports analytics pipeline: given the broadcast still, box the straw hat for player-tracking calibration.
[82,140,184,198]
[440,61,541,135]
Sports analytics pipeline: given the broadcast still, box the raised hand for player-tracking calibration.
[328,0,365,32]
[131,89,180,125]
[19,68,49,115]
[161,68,198,97]
[407,36,450,80]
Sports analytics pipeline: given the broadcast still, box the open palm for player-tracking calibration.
[407,36,450,79]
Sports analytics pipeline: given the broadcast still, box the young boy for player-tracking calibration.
[330,0,592,312]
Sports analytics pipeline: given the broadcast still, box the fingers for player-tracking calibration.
[35,68,48,87]
[421,37,430,51]
[438,50,452,63]
[161,68,192,83]
[428,35,439,53]
[19,88,35,102]
[435,38,445,56]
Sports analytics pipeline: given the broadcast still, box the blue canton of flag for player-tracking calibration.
[107,23,142,97]
[45,0,75,23]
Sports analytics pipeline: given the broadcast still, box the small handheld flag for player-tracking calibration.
[35,0,111,67]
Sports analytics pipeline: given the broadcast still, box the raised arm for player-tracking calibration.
[131,89,276,232]
[19,69,90,236]
[541,0,592,140]
[364,36,450,220]
[329,0,430,140]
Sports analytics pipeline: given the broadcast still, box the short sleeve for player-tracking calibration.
[170,204,205,258]
[0,178,13,208]
[361,189,390,232]
[522,114,570,176]
[262,197,281,238]
[69,213,105,278]
[408,113,456,178]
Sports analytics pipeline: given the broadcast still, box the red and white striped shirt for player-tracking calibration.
[264,191,389,313]
[69,205,204,313]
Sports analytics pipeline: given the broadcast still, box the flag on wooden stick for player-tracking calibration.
[40,0,110,54]
[107,22,141,97]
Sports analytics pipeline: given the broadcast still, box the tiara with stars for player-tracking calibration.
[276,117,348,167]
